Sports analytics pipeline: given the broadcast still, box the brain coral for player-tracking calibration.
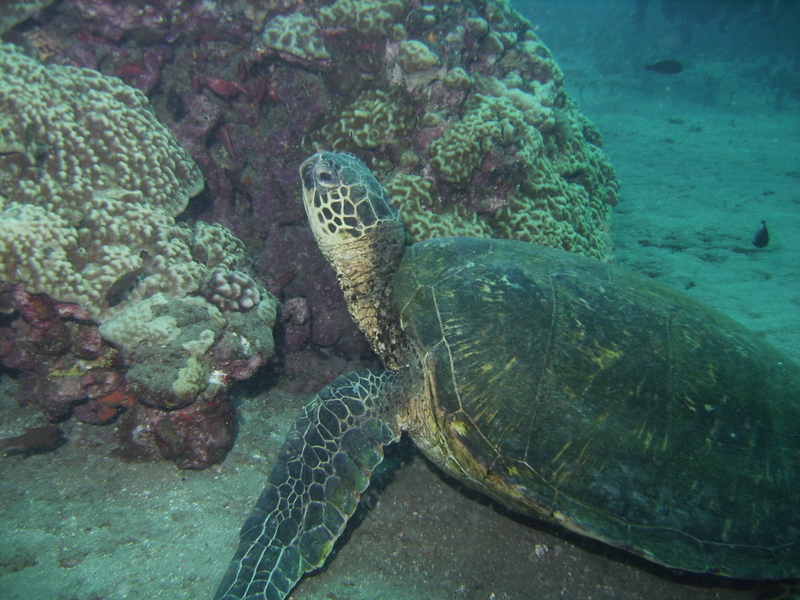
[0,44,250,320]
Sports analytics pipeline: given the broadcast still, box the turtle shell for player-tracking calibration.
[392,236,800,579]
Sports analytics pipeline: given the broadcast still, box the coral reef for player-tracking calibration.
[313,88,417,151]
[0,45,201,219]
[0,284,125,424]
[0,43,279,468]
[292,1,616,258]
[205,268,261,312]
[385,173,493,240]
[119,397,236,470]
[443,67,474,90]
[0,0,620,460]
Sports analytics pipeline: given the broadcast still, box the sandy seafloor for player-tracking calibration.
[1,3,799,600]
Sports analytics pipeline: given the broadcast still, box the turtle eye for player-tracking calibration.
[317,170,334,184]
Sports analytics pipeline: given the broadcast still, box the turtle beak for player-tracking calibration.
[300,154,321,195]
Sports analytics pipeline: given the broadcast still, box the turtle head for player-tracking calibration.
[300,152,405,281]
[300,152,407,364]
[300,151,403,247]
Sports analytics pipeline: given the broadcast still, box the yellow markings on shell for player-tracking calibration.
[568,317,586,341]
[485,356,518,386]
[450,418,469,437]
[499,274,522,289]
[556,468,572,486]
[704,419,719,446]
[634,418,648,439]
[552,510,567,524]
[590,341,623,370]
[551,440,573,464]
[721,517,732,542]
[574,439,593,468]
[682,328,701,348]
[477,362,494,375]
[635,418,668,456]
[550,439,593,486]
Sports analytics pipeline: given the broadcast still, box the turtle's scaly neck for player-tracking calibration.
[320,223,409,370]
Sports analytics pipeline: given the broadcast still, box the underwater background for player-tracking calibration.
[1,1,798,599]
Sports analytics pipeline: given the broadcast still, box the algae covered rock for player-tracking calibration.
[99,293,277,410]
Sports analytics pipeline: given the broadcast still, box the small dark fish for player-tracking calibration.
[1,425,67,457]
[752,220,769,248]
[105,250,154,307]
[646,60,684,75]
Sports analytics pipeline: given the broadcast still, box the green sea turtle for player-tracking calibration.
[215,152,800,600]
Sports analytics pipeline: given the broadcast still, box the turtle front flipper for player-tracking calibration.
[214,369,402,600]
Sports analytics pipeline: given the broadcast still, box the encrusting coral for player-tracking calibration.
[205,268,262,312]
[385,172,493,240]
[318,0,410,38]
[313,87,416,151]
[398,40,440,73]
[260,13,331,61]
